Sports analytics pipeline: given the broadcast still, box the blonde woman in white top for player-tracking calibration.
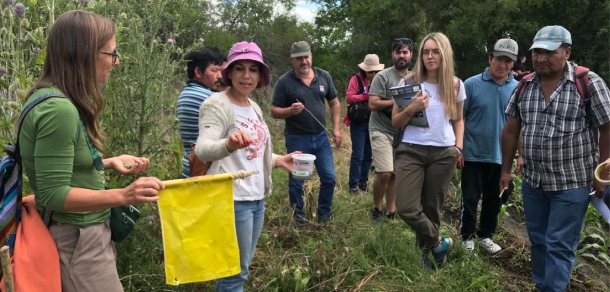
[391,32,465,269]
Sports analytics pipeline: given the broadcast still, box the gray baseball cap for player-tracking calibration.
[530,25,572,51]
[493,38,518,61]
[290,41,311,57]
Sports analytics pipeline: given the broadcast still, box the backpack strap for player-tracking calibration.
[15,92,68,157]
[573,66,590,100]
[14,90,68,226]
[573,66,596,145]
[515,72,536,101]
[354,73,365,95]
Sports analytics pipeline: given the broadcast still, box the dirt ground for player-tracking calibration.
[442,191,609,292]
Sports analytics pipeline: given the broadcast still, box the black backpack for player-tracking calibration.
[346,74,371,123]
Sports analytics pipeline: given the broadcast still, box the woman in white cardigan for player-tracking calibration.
[194,42,298,292]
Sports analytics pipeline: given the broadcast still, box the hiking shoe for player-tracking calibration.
[385,211,396,220]
[348,188,358,194]
[479,238,502,254]
[370,207,383,222]
[431,237,454,268]
[358,182,368,192]
[462,240,475,252]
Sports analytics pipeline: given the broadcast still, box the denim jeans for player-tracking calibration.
[216,199,265,292]
[285,131,336,219]
[521,181,589,292]
[348,121,372,189]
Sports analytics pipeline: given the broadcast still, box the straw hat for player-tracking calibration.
[358,54,385,72]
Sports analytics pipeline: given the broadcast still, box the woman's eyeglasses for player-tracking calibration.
[100,49,119,63]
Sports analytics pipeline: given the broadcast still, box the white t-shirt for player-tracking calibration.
[402,80,466,146]
[220,104,269,201]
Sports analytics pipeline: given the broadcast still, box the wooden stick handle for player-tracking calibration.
[230,170,258,180]
[0,246,14,292]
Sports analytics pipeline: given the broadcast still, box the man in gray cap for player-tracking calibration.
[271,41,341,223]
[460,38,519,255]
[500,25,610,291]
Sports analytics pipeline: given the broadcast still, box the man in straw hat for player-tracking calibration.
[272,41,341,223]
[344,54,385,195]
[501,25,610,291]
[367,38,413,222]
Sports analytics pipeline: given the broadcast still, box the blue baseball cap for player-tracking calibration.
[529,25,572,51]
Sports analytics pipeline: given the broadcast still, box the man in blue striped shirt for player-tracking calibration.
[176,47,224,177]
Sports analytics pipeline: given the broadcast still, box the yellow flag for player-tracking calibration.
[157,174,240,285]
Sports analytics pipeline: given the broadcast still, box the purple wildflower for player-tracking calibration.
[2,0,15,6]
[167,38,175,43]
[13,2,24,17]
[79,0,89,6]
[0,67,6,78]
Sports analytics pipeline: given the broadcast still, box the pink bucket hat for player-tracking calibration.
[222,41,271,88]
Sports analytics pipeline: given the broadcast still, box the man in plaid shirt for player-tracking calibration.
[500,25,610,292]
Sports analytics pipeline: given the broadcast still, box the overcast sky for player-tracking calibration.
[293,1,317,23]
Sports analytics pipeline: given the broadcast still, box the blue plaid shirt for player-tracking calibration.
[505,62,610,191]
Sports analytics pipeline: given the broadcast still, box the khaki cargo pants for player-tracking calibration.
[49,220,124,292]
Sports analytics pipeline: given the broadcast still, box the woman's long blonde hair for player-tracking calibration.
[28,10,115,153]
[404,32,457,119]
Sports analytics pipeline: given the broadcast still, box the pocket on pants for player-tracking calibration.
[67,222,122,292]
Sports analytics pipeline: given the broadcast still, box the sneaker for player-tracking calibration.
[385,211,396,220]
[479,238,502,254]
[358,182,368,192]
[370,207,383,222]
[431,237,454,268]
[462,240,475,252]
[348,188,358,194]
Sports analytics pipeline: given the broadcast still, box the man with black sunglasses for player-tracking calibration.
[367,38,413,221]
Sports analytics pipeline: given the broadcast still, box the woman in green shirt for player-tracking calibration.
[19,10,164,292]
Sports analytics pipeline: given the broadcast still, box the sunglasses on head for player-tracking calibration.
[393,38,412,46]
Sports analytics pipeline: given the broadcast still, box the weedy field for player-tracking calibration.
[114,98,610,291]
[1,1,609,291]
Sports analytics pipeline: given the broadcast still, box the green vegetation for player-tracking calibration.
[1,0,609,291]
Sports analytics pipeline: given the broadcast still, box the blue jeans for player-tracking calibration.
[285,131,336,219]
[216,199,265,292]
[348,122,372,189]
[521,181,589,292]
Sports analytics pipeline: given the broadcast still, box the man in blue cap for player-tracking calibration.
[500,26,610,291]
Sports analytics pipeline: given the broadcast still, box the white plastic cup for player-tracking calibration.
[291,154,316,180]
